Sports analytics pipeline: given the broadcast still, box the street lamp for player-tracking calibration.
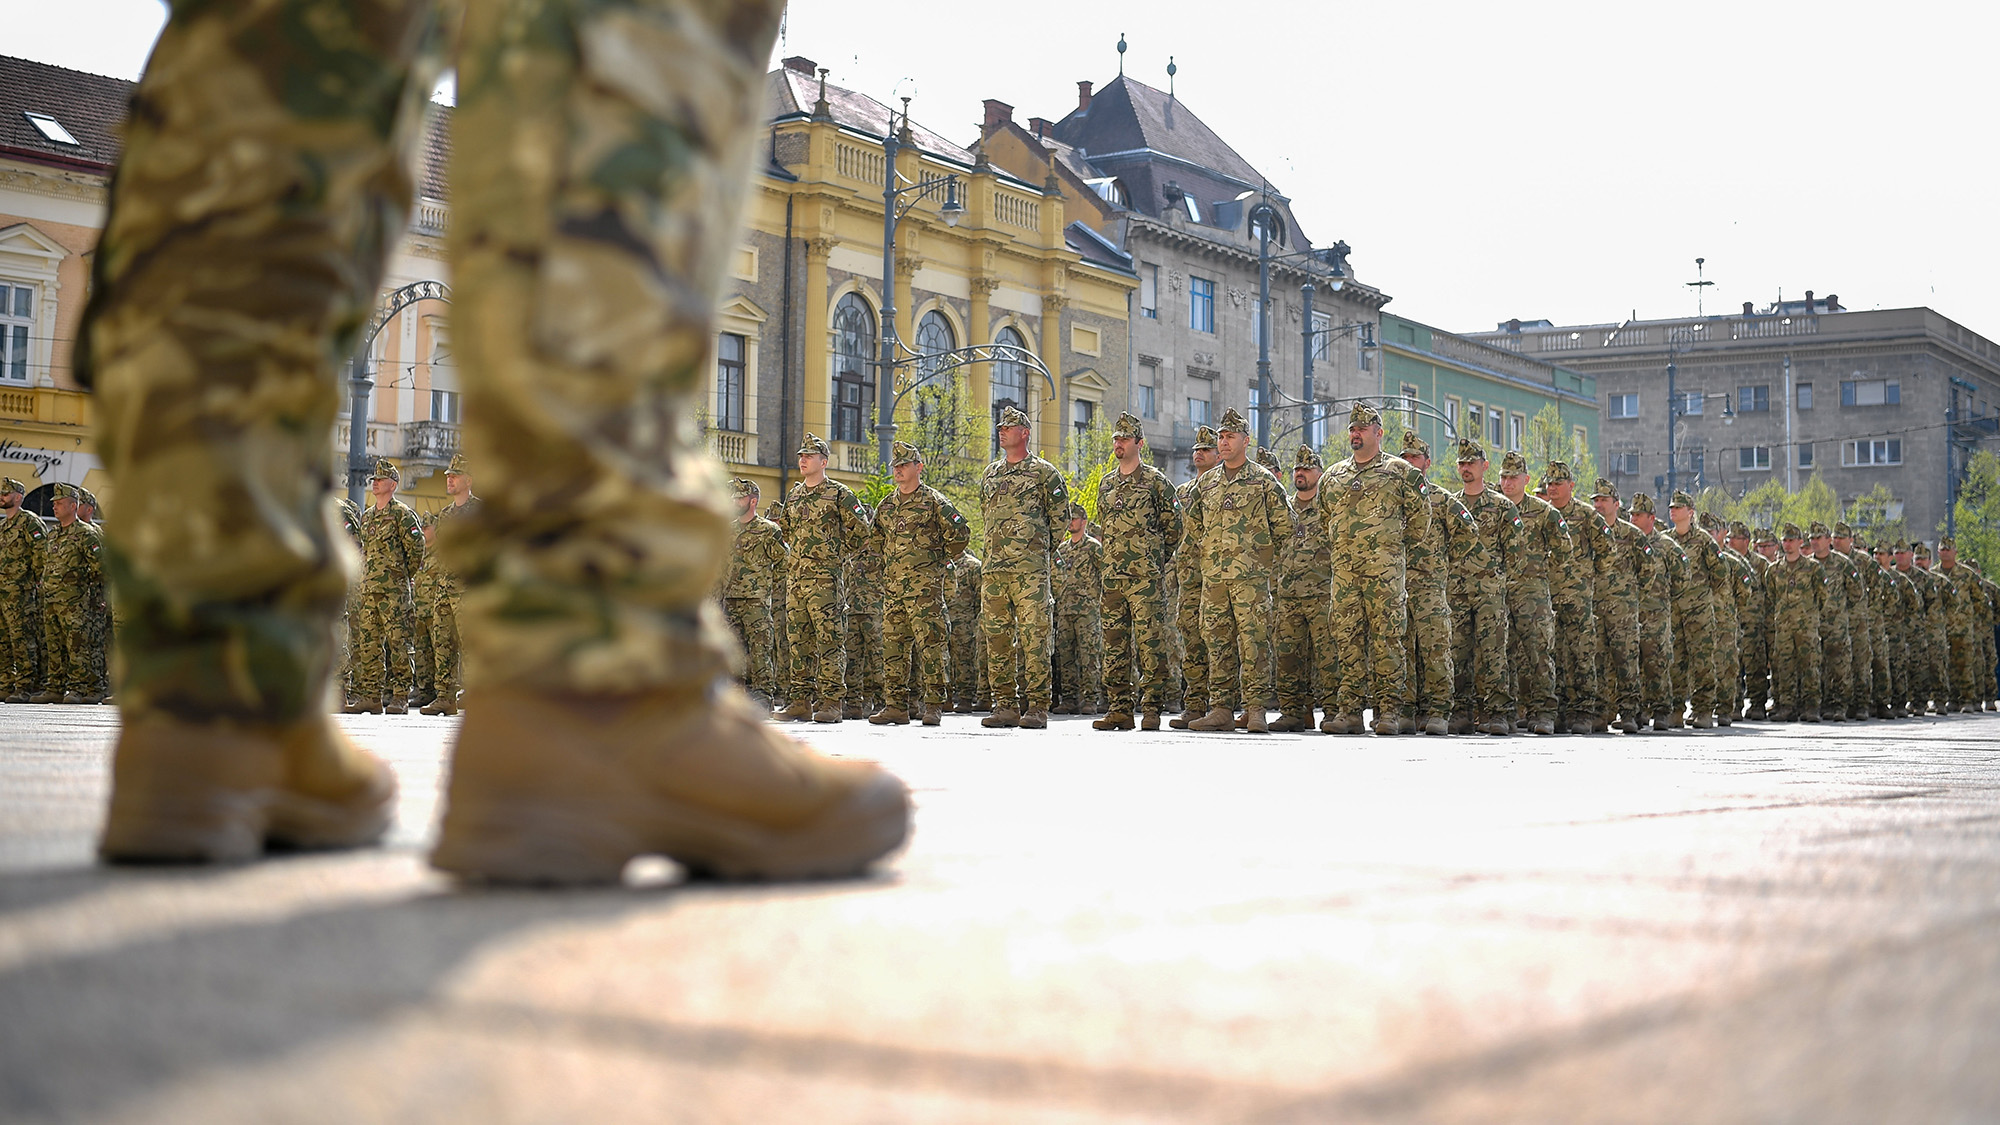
[1246,186,1358,450]
[876,96,963,469]
[1664,324,1733,496]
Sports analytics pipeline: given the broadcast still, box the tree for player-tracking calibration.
[1776,473,1839,532]
[1523,403,1587,481]
[1846,482,1908,550]
[1946,448,2000,574]
[893,378,990,544]
[1728,479,1789,531]
[1063,413,1117,522]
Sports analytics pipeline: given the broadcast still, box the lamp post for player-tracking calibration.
[1246,184,1357,450]
[1301,276,1372,449]
[876,97,963,469]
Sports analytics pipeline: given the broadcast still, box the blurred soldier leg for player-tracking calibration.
[723,595,775,704]
[1818,624,1852,722]
[843,608,882,719]
[1638,615,1675,729]
[785,578,843,718]
[1098,576,1166,726]
[423,585,463,714]
[1772,618,1822,722]
[1451,582,1511,735]
[1552,589,1598,734]
[411,566,437,706]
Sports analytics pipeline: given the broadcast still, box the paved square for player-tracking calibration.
[3,708,1998,1123]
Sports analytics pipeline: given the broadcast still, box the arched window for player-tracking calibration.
[992,326,1028,452]
[916,309,956,387]
[832,293,876,445]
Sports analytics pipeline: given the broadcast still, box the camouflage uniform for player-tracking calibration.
[1659,503,1722,727]
[1322,408,1428,732]
[1857,543,1894,717]
[40,485,107,700]
[765,501,789,702]
[1184,410,1290,731]
[410,514,440,705]
[1904,552,1945,712]
[721,479,786,700]
[872,443,971,718]
[1829,526,1875,718]
[1877,549,1916,715]
[1973,565,2000,706]
[335,497,362,706]
[783,440,869,713]
[946,550,986,710]
[424,470,479,712]
[1093,416,1181,723]
[1939,544,1982,709]
[1631,496,1677,726]
[1769,527,1826,720]
[1699,512,1744,725]
[1052,504,1105,713]
[1738,526,1774,717]
[1172,426,1237,723]
[1497,452,1564,731]
[349,461,425,709]
[1546,465,1607,732]
[841,530,885,717]
[979,407,1070,719]
[0,480,46,700]
[1399,434,1462,730]
[1806,524,1854,720]
[1274,446,1335,728]
[1588,481,1646,729]
[1452,444,1520,730]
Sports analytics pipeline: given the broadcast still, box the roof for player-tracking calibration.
[1050,76,1264,192]
[1064,221,1132,273]
[767,66,972,163]
[418,106,449,198]
[0,55,133,170]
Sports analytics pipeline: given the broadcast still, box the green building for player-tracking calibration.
[1377,312,1597,475]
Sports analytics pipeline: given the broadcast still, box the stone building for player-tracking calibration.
[1470,298,2000,534]
[982,74,1389,479]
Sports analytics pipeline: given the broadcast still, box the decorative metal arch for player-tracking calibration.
[345,280,451,504]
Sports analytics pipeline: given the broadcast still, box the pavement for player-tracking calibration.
[3,705,1999,1124]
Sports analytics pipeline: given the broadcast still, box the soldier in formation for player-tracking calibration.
[869,442,971,726]
[722,476,785,708]
[421,453,478,715]
[1052,503,1104,715]
[775,435,868,725]
[1272,443,1334,732]
[0,477,46,703]
[1182,409,1290,733]
[344,459,425,715]
[979,405,1070,730]
[1091,412,1180,731]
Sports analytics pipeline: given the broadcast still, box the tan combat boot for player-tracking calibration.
[430,682,909,883]
[867,706,910,725]
[1093,712,1135,730]
[1372,714,1403,736]
[1267,712,1308,732]
[1140,712,1160,730]
[1320,713,1361,735]
[1243,708,1269,733]
[1019,709,1048,729]
[921,704,942,726]
[811,701,844,723]
[100,712,397,863]
[982,707,1021,728]
[1187,706,1236,732]
[774,700,811,721]
[1169,708,1203,730]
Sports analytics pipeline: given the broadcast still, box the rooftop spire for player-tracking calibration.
[1166,56,1177,99]
[1117,33,1126,76]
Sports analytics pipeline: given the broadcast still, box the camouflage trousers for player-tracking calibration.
[844,610,882,709]
[1638,612,1675,719]
[1506,581,1559,721]
[1816,613,1853,717]
[1451,580,1511,721]
[1670,600,1721,719]
[1552,585,1599,722]
[1053,609,1102,710]
[1771,614,1821,717]
[1868,616,1892,713]
[1845,611,1873,714]
[882,585,948,708]
[1176,568,1238,713]
[948,618,986,708]
[411,567,438,702]
[1100,575,1167,714]
[1332,568,1407,719]
[1740,619,1770,713]
[1202,577,1273,711]
[1948,626,1980,707]
[1879,621,1908,712]
[40,598,96,696]
[85,0,786,720]
[983,570,1053,712]
[1275,593,1335,718]
[1926,620,1951,709]
[1711,609,1741,720]
[348,588,414,703]
[0,595,39,696]
[1404,572,1453,723]
[431,586,462,703]
[1596,597,1642,723]
[785,577,844,706]
[771,585,789,698]
[722,594,777,698]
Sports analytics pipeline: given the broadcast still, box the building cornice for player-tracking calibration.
[1125,214,1390,310]
[0,163,109,205]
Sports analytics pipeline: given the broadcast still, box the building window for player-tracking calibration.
[1400,384,1420,427]
[1844,439,1902,466]
[1677,390,1704,416]
[1140,263,1158,319]
[1137,384,1156,419]
[1841,379,1900,407]
[1311,312,1331,361]
[1798,442,1814,469]
[1188,397,1210,426]
[833,293,876,445]
[1738,446,1771,471]
[1488,408,1504,449]
[1797,382,1813,410]
[1684,449,1705,481]
[1738,385,1770,413]
[1190,276,1215,334]
[1612,452,1639,475]
[715,333,746,431]
[1574,425,1588,454]
[431,389,461,424]
[1508,412,1524,452]
[1443,396,1461,437]
[991,325,1028,452]
[1609,392,1639,419]
[1073,397,1096,436]
[915,310,955,387]
[1251,297,1265,351]
[0,283,31,383]
[1248,385,1263,440]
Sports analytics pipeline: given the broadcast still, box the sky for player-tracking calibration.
[15,0,2000,336]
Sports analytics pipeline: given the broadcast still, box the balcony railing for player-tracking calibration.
[831,440,875,475]
[709,429,751,464]
[402,419,461,464]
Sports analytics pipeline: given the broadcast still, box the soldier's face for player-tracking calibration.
[1729,534,1749,552]
[1784,537,1804,559]
[445,471,468,497]
[1405,453,1430,472]
[1112,435,1140,461]
[1192,448,1219,473]
[1216,430,1248,464]
[1810,534,1830,557]
[51,496,75,522]
[1500,472,1527,501]
[893,461,921,489]
[799,452,827,476]
[1942,547,1957,565]
[371,477,395,499]
[735,494,757,517]
[1547,481,1574,507]
[1457,460,1484,486]
[1069,517,1086,534]
[1592,496,1617,522]
[1632,511,1655,532]
[1349,423,1382,459]
[1758,542,1779,560]
[0,491,17,511]
[999,424,1030,455]
[1669,505,1692,533]
[1896,550,1913,568]
[1834,536,1853,553]
[1294,466,1321,493]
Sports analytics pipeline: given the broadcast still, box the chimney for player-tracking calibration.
[1507,318,1522,334]
[1804,290,1815,313]
[1077,81,1093,112]
[1825,293,1841,311]
[782,56,817,75]
[1743,301,1755,316]
[1029,116,1054,138]
[981,98,1014,135]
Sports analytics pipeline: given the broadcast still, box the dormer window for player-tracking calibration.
[23,112,79,146]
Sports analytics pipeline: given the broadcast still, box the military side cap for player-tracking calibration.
[0,477,23,495]
[1348,400,1381,427]
[797,432,831,457]
[446,452,469,475]
[52,482,79,501]
[1629,492,1656,514]
[1915,541,1932,557]
[1543,460,1574,485]
[1781,522,1803,540]
[1499,450,1528,476]
[1455,437,1487,463]
[1833,520,1854,538]
[1295,444,1323,469]
[1808,520,1830,537]
[891,440,923,467]
[1068,502,1088,521]
[1697,511,1723,531]
[1401,431,1430,458]
[1753,526,1777,543]
[1729,520,1751,538]
[1112,411,1144,440]
[1591,477,1619,500]
[1938,534,1956,549]
[997,405,1031,429]
[1255,447,1282,474]
[1669,490,1695,508]
[372,458,400,482]
[78,488,98,508]
[1217,407,1250,435]
[730,478,760,498]
[1193,425,1218,451]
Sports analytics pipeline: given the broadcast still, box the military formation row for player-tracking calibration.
[0,480,114,705]
[720,403,2000,735]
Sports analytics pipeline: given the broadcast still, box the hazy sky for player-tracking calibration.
[17,0,1999,336]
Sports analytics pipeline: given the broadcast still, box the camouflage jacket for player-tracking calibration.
[40,518,102,607]
[1278,490,1333,600]
[871,484,971,592]
[358,498,424,595]
[979,453,1069,576]
[428,496,480,592]
[1553,497,1614,598]
[1811,548,1852,627]
[1187,460,1291,583]
[1599,517,1650,608]
[1094,461,1180,580]
[1433,487,1493,597]
[1676,526,1728,609]
[1053,533,1104,612]
[0,507,46,594]
[842,533,884,615]
[1321,451,1428,578]
[947,551,983,629]
[1173,477,1205,585]
[784,477,868,583]
[1770,553,1826,627]
[1454,486,1526,582]
[722,514,786,599]
[1720,546,1757,630]
[1939,564,1979,639]
[1636,528,1675,617]
[1508,491,1572,588]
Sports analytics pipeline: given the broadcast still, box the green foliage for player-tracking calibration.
[1846,482,1907,548]
[1522,403,1584,481]
[1780,474,1841,532]
[1693,486,1734,521]
[894,380,988,544]
[1946,449,2000,574]
[1063,413,1118,522]
[854,462,895,510]
[1727,478,1789,530]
